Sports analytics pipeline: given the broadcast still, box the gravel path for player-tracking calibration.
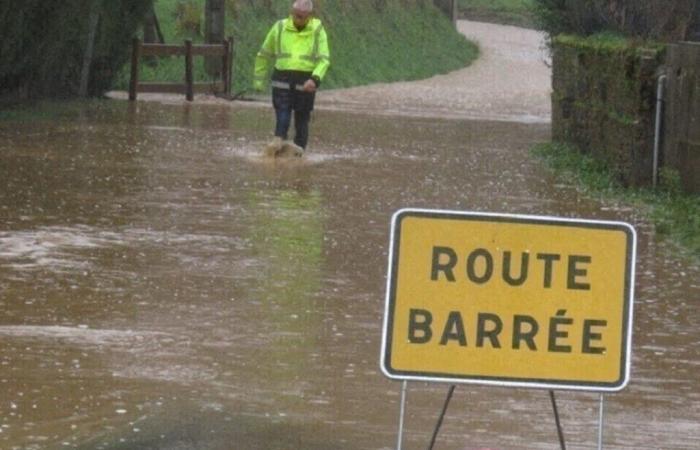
[316,20,552,123]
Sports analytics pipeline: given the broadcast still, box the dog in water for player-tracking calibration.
[263,137,304,158]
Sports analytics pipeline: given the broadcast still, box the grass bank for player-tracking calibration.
[532,142,700,259]
[112,0,478,94]
[457,0,536,28]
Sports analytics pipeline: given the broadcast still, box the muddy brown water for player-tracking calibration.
[0,100,699,450]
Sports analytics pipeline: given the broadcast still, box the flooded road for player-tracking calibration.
[2,17,700,450]
[0,99,698,450]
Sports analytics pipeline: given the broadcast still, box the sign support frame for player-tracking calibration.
[382,209,635,449]
[391,384,609,450]
[396,380,407,450]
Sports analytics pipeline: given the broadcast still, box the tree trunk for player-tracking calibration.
[205,0,226,77]
[433,0,456,26]
[79,0,101,97]
[143,4,164,44]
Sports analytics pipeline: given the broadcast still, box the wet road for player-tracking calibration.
[0,99,698,450]
[317,20,551,123]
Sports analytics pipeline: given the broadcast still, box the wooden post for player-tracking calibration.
[79,0,101,97]
[143,4,163,66]
[228,37,234,95]
[185,39,194,101]
[128,38,141,101]
[143,4,164,44]
[204,0,225,76]
[222,37,233,95]
[433,0,457,27]
[221,39,229,94]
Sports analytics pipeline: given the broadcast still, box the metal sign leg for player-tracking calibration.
[428,385,456,450]
[397,381,408,450]
[549,390,566,450]
[597,394,605,450]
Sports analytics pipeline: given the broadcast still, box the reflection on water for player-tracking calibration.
[0,100,698,449]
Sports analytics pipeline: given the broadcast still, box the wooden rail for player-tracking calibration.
[129,37,233,102]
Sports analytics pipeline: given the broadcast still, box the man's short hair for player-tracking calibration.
[292,0,313,12]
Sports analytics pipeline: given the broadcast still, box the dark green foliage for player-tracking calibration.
[0,0,153,100]
[457,0,537,28]
[531,0,698,41]
[531,0,602,37]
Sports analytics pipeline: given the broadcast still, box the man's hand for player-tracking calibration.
[302,79,317,93]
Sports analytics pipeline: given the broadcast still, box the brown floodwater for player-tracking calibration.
[0,100,698,450]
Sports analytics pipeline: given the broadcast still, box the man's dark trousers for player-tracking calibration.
[273,85,314,149]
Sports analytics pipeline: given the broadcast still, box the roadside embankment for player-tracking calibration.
[1,1,478,102]
[113,0,478,94]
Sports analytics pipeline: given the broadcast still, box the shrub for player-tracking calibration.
[0,0,153,100]
[174,0,203,37]
[532,0,698,41]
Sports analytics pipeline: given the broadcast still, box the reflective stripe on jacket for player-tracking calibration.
[253,16,330,90]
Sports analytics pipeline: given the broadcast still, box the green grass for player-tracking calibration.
[532,142,700,259]
[457,0,536,28]
[111,0,478,94]
[554,32,665,54]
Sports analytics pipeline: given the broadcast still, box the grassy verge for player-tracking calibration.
[110,0,478,94]
[457,0,536,28]
[532,142,700,258]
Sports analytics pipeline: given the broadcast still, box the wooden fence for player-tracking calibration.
[662,41,700,193]
[128,37,233,102]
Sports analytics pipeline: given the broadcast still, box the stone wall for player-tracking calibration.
[551,36,665,187]
[662,42,700,193]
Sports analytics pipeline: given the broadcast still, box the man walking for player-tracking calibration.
[254,0,330,154]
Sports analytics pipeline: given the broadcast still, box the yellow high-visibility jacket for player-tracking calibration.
[253,16,330,91]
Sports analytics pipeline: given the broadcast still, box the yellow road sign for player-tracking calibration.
[381,209,636,391]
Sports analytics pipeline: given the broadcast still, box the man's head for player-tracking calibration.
[291,0,313,28]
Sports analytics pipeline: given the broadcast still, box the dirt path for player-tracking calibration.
[316,20,551,123]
